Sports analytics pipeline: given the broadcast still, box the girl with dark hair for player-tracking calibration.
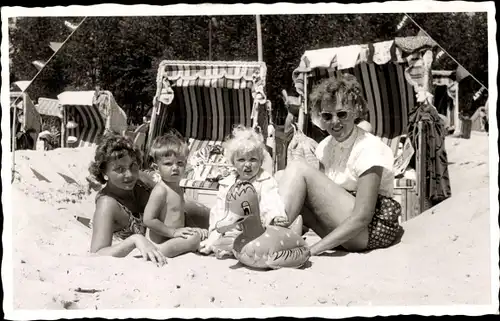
[88,133,166,265]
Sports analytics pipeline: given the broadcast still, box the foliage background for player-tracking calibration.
[9,13,489,125]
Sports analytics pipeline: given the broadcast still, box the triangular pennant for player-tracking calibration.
[32,60,46,71]
[456,65,470,82]
[473,87,486,101]
[14,80,31,91]
[49,42,63,52]
[417,29,427,37]
[435,50,445,60]
[64,20,78,31]
[396,15,408,31]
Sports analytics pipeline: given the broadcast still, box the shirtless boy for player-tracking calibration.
[143,134,208,258]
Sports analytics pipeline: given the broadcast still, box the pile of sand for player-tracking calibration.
[7,132,495,311]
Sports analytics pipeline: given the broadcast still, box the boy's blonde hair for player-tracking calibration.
[150,133,189,163]
[223,125,265,165]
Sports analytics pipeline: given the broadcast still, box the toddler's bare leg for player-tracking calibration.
[156,234,202,258]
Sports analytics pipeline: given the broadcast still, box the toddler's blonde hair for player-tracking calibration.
[223,125,265,165]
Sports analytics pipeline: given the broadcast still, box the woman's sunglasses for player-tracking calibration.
[320,110,349,121]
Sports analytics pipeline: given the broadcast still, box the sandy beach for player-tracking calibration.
[7,131,496,312]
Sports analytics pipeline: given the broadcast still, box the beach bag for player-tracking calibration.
[287,124,320,169]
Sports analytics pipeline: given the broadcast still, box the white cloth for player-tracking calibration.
[208,168,287,233]
[315,128,395,197]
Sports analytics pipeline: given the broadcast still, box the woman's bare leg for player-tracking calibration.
[156,234,201,258]
[277,160,369,250]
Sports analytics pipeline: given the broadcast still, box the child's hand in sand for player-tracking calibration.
[192,228,208,241]
[173,227,196,239]
[199,231,221,254]
[133,235,167,266]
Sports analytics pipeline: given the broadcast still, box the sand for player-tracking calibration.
[6,132,497,313]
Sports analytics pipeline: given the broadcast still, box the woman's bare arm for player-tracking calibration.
[309,166,382,254]
[90,197,139,257]
[143,185,177,238]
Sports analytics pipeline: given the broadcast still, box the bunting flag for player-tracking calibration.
[32,60,46,71]
[456,65,470,82]
[396,15,409,31]
[49,41,63,52]
[64,20,78,31]
[14,80,31,91]
[417,29,427,37]
[473,87,486,101]
[435,50,445,61]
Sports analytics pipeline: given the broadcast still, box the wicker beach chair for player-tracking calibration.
[290,36,441,221]
[145,60,275,208]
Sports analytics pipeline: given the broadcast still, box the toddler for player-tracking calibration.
[199,125,288,256]
[143,134,208,258]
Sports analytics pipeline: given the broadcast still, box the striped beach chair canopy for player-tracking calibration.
[57,90,127,148]
[147,60,272,189]
[148,60,270,157]
[36,97,62,118]
[292,36,438,155]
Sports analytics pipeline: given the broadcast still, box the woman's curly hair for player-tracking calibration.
[88,133,143,184]
[308,73,367,129]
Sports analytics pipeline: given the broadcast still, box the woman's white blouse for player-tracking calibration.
[315,129,395,197]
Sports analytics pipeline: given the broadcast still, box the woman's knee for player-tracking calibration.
[285,159,312,174]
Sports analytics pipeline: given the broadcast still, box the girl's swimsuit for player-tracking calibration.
[95,180,151,240]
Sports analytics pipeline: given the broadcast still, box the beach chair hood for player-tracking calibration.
[292,36,438,147]
[148,60,271,153]
[57,90,127,147]
[37,98,63,118]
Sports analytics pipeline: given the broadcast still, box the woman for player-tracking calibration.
[88,133,167,264]
[278,73,403,255]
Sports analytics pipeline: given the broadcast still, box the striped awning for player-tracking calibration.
[37,98,62,118]
[158,60,266,90]
[293,36,437,84]
[58,91,96,106]
[432,70,457,87]
[148,60,269,159]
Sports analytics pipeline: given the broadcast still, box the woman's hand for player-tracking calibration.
[133,235,167,266]
[173,227,195,239]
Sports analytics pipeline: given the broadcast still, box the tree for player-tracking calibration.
[9,13,488,125]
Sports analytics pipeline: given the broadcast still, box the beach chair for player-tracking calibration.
[145,60,275,208]
[57,90,128,148]
[10,91,41,151]
[35,98,63,150]
[432,70,459,133]
[290,36,440,221]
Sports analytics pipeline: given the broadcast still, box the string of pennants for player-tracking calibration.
[30,20,82,72]
[11,18,87,111]
[396,13,487,102]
